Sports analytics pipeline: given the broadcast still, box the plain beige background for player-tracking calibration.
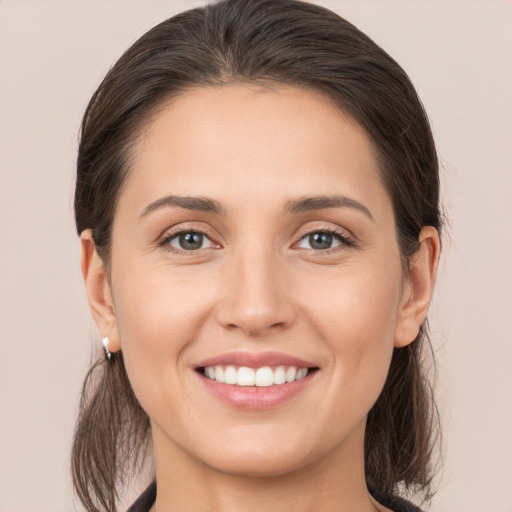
[1,1,511,511]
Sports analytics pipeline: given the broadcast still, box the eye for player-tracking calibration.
[296,229,352,251]
[165,231,214,251]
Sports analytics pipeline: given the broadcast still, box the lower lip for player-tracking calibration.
[198,371,316,410]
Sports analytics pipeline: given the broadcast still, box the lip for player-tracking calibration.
[194,351,319,410]
[199,374,316,410]
[195,351,317,369]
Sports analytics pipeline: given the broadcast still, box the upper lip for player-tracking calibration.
[195,351,318,369]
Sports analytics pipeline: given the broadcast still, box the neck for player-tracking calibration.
[151,421,388,512]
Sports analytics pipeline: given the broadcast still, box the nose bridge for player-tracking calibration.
[216,238,294,336]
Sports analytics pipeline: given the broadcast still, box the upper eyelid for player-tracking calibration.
[159,223,219,243]
[294,223,355,243]
[159,224,351,239]
[299,229,351,241]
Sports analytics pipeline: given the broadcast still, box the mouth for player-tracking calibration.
[194,352,319,409]
[197,364,318,387]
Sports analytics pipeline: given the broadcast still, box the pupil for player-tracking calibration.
[179,232,203,250]
[310,232,332,250]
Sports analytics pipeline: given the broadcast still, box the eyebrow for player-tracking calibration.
[139,193,373,221]
[139,195,226,220]
[284,194,374,221]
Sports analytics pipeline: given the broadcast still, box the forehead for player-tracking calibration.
[120,84,390,218]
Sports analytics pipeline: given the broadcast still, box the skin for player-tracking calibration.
[81,84,439,512]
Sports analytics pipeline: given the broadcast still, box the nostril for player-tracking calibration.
[213,282,297,337]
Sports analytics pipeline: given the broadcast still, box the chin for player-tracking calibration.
[188,430,332,479]
[205,451,312,479]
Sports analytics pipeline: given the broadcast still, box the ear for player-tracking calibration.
[80,230,121,353]
[394,226,440,348]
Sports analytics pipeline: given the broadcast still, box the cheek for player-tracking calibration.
[110,267,216,406]
[309,262,402,345]
[113,263,213,346]
[306,265,402,409]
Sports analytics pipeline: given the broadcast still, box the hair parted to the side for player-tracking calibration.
[72,1,442,511]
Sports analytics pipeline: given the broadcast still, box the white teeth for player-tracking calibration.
[237,367,255,386]
[255,367,274,387]
[224,365,237,384]
[202,365,312,386]
[214,366,225,383]
[296,368,308,380]
[274,366,286,385]
[285,366,297,383]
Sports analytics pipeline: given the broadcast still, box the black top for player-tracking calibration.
[127,482,156,512]
[127,481,422,512]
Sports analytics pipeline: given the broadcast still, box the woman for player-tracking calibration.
[72,0,442,511]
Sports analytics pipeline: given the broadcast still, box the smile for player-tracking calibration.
[200,365,310,387]
[195,352,319,409]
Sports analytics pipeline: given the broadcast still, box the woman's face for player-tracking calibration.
[103,84,415,476]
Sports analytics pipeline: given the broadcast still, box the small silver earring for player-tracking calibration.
[101,336,112,361]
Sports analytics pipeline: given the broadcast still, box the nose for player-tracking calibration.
[215,246,296,338]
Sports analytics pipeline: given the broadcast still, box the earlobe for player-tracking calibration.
[80,230,121,353]
[394,226,440,348]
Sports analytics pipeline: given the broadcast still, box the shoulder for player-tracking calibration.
[370,489,423,512]
[127,481,157,512]
[377,494,423,512]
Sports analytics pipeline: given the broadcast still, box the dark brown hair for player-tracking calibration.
[72,1,442,510]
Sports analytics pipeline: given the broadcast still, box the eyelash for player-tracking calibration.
[296,227,355,253]
[158,224,219,254]
[158,226,355,254]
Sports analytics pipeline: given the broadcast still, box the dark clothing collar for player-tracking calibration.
[127,481,423,512]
